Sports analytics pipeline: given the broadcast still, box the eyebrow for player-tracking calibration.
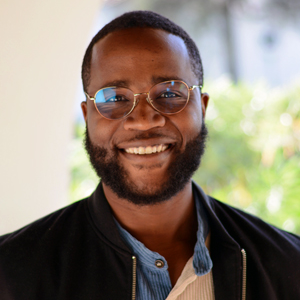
[100,80,129,88]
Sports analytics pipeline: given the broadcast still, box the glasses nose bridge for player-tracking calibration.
[133,91,149,99]
[133,91,151,105]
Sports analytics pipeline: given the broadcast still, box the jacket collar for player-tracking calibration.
[86,181,132,253]
[192,182,244,300]
[86,180,242,251]
[87,180,244,300]
[192,181,241,247]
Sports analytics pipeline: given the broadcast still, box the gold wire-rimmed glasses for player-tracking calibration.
[84,80,202,120]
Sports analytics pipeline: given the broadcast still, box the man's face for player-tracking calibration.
[81,28,209,205]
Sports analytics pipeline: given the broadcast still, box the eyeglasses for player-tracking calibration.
[84,80,202,120]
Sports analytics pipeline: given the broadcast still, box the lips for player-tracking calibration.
[124,144,169,155]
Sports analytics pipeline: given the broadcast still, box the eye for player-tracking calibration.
[105,95,129,102]
[158,91,181,99]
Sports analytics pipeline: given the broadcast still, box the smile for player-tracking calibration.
[124,144,169,155]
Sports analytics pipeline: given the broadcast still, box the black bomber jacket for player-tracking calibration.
[0,182,300,300]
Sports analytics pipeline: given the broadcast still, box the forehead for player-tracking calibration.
[93,27,188,58]
[88,28,195,90]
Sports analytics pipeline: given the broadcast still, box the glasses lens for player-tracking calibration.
[94,87,134,119]
[149,81,189,114]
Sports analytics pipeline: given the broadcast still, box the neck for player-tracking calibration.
[102,180,197,252]
[103,180,198,286]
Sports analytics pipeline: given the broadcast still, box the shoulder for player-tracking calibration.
[210,195,300,247]
[0,199,88,256]
[193,181,300,247]
[0,198,98,297]
[193,182,300,253]
[206,194,300,282]
[208,196,300,295]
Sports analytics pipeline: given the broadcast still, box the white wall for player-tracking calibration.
[0,0,101,235]
[233,16,300,86]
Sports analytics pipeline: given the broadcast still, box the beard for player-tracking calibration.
[84,122,208,206]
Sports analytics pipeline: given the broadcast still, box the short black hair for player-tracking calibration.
[81,10,203,91]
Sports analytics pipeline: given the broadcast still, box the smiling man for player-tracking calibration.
[0,10,300,300]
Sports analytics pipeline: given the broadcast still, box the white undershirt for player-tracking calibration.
[166,233,215,300]
[166,256,215,300]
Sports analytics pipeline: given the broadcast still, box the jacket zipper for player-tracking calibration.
[132,250,246,300]
[132,256,137,300]
[241,249,247,300]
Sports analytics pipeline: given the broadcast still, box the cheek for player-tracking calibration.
[86,105,117,148]
[168,106,202,152]
[180,103,203,140]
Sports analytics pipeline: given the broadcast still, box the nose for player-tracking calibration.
[123,93,166,131]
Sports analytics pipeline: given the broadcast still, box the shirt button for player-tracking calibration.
[155,259,165,268]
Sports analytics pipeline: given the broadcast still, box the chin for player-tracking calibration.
[84,122,208,206]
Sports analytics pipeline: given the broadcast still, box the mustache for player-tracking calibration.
[117,131,178,144]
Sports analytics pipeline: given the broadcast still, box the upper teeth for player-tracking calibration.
[125,144,168,155]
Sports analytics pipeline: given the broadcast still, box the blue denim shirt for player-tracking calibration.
[114,192,213,300]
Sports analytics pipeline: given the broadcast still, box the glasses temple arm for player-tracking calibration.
[189,85,203,92]
[84,92,95,101]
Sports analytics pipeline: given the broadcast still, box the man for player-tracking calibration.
[0,10,299,300]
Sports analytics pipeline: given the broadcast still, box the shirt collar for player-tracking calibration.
[114,186,213,276]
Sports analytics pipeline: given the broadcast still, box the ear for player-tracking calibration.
[201,93,209,118]
[81,101,88,122]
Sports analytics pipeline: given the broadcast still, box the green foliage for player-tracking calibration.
[68,125,98,203]
[69,78,300,234]
[195,78,300,234]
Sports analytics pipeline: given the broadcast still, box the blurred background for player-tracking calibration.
[1,0,300,235]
